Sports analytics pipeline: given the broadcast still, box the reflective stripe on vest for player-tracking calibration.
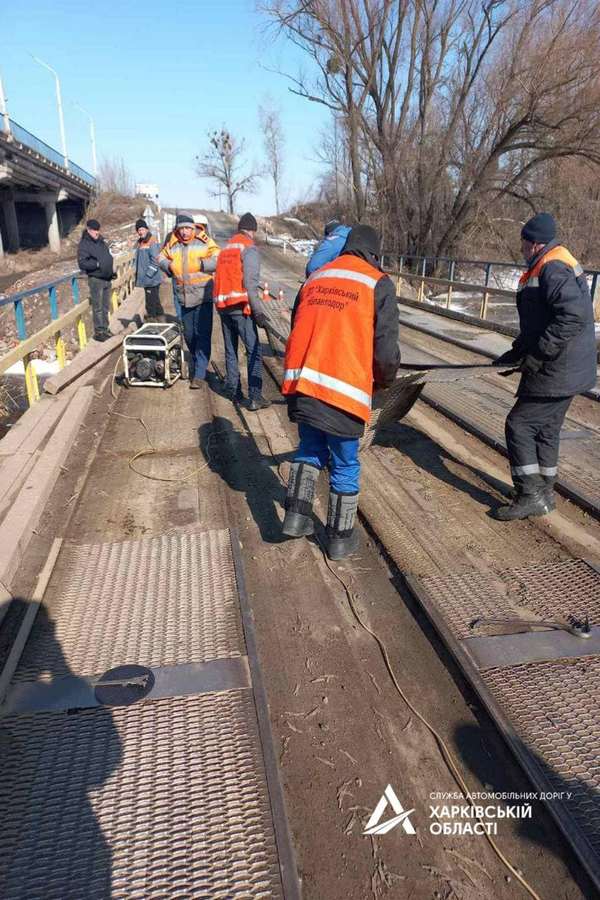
[282,366,372,410]
[214,232,253,315]
[518,246,582,291]
[281,254,378,421]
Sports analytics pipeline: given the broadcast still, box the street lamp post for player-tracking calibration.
[32,55,68,170]
[0,71,11,136]
[74,102,97,176]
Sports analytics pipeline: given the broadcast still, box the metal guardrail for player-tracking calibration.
[389,253,600,322]
[0,253,135,405]
[5,119,96,187]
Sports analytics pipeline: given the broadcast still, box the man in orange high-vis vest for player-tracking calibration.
[159,213,220,389]
[281,224,400,560]
[492,213,596,520]
[214,212,271,411]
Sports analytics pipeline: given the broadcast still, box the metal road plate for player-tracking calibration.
[408,559,600,890]
[463,626,600,669]
[14,529,245,682]
[0,692,284,899]
[0,529,300,899]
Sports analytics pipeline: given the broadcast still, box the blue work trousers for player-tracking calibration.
[220,313,263,400]
[295,422,360,493]
[180,301,213,380]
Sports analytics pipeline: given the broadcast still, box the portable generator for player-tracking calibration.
[123,322,183,387]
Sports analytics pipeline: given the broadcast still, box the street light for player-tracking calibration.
[73,102,97,176]
[31,55,68,170]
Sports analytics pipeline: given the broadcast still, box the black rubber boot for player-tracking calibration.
[282,462,319,537]
[492,474,551,520]
[541,474,556,511]
[326,491,359,560]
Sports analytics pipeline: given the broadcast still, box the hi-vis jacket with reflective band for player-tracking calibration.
[213,232,254,315]
[282,254,380,422]
[517,245,584,293]
[159,226,220,307]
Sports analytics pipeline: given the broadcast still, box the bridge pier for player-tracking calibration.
[1,194,20,252]
[44,199,60,254]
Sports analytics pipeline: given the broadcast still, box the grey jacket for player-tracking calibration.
[135,235,162,288]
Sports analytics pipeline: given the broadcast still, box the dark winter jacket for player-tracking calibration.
[305,225,352,277]
[77,230,115,281]
[134,234,162,288]
[287,247,400,438]
[511,239,596,397]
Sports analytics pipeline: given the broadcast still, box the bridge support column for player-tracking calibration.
[1,196,19,252]
[0,224,4,260]
[44,200,61,253]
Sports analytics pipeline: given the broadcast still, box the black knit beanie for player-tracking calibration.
[521,213,556,244]
[343,224,381,258]
[135,218,148,230]
[175,213,195,227]
[86,218,101,230]
[238,212,257,232]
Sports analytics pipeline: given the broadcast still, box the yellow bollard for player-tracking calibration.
[111,289,119,313]
[23,353,40,406]
[77,315,88,350]
[55,331,66,369]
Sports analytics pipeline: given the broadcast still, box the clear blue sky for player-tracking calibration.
[2,0,329,214]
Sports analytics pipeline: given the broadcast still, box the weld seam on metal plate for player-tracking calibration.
[404,570,600,892]
[230,530,302,900]
[1,657,252,716]
[462,627,600,670]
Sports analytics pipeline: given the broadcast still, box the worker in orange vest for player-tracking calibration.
[493,213,596,519]
[213,213,271,410]
[281,225,400,559]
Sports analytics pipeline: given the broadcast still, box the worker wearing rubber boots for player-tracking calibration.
[493,213,596,520]
[213,213,271,411]
[281,225,400,559]
[159,213,220,389]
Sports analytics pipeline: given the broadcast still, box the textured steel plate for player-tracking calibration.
[14,530,244,682]
[482,658,600,864]
[463,626,600,669]
[0,691,284,899]
[411,559,600,890]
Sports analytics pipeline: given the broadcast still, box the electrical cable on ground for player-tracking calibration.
[261,397,543,900]
[109,356,219,484]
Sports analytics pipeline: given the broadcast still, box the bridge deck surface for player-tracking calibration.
[1,230,598,898]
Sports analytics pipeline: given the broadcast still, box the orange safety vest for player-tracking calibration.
[517,245,584,292]
[214,232,253,315]
[281,254,379,422]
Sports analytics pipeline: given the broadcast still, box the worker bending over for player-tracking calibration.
[159,213,220,389]
[281,224,400,560]
[214,212,271,411]
[493,213,596,520]
[305,218,351,277]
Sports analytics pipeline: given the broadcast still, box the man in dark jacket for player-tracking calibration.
[133,218,165,320]
[493,212,596,520]
[282,224,400,559]
[77,219,115,342]
[305,219,351,277]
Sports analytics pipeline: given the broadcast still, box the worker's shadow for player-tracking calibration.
[374,420,508,508]
[0,600,121,898]
[198,415,292,543]
[453,722,598,896]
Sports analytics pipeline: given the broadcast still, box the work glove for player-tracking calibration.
[253,313,270,330]
[520,354,544,375]
[111,272,118,280]
[494,348,524,367]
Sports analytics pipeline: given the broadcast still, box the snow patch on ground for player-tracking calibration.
[5,358,61,377]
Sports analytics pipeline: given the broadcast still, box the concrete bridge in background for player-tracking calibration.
[0,118,96,258]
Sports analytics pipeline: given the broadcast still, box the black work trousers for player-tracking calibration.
[505,395,573,486]
[144,285,165,319]
[88,276,111,335]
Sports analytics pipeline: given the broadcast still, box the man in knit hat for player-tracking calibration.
[133,218,165,320]
[77,219,116,342]
[213,212,271,410]
[492,212,596,520]
[159,213,220,388]
[305,218,351,277]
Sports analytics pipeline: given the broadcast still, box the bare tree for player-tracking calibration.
[97,156,135,196]
[195,129,261,214]
[258,102,286,215]
[264,0,600,258]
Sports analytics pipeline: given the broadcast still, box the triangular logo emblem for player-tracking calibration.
[363,785,416,835]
